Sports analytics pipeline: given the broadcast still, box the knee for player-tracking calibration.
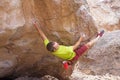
[85,43,91,48]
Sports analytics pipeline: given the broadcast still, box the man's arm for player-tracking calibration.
[72,36,83,50]
[72,33,85,50]
[33,21,47,41]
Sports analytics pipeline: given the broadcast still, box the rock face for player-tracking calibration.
[78,30,120,76]
[0,0,120,79]
[87,0,120,30]
[70,69,120,80]
[0,0,25,29]
[0,0,96,79]
[33,0,97,44]
[14,75,59,80]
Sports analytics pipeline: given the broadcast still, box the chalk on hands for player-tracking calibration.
[81,33,86,37]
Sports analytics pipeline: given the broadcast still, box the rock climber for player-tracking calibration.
[33,21,104,69]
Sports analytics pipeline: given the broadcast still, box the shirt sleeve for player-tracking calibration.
[44,39,49,46]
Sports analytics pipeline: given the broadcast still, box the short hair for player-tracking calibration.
[46,42,55,52]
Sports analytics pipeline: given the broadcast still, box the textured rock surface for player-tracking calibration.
[70,69,120,80]
[14,75,59,80]
[78,30,120,77]
[33,0,97,44]
[0,0,120,80]
[0,0,97,79]
[87,0,120,30]
[0,0,25,29]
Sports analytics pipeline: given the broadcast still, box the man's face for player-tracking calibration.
[53,42,59,51]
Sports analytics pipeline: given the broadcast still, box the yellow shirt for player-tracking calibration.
[44,39,76,60]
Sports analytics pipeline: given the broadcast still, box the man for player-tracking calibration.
[33,21,104,68]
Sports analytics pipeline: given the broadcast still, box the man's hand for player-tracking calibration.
[32,18,38,24]
[72,33,86,50]
[80,33,86,38]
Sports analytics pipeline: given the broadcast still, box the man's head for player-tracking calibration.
[46,42,59,52]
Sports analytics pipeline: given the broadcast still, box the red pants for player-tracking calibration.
[72,45,88,61]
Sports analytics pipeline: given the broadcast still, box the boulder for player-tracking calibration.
[0,0,119,79]
[87,0,120,30]
[78,30,120,76]
[0,0,97,79]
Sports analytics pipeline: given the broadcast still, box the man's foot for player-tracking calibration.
[97,30,105,37]
[63,61,69,70]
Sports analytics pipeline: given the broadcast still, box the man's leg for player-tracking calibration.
[69,30,104,63]
[86,30,104,48]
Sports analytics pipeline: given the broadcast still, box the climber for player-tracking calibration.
[33,21,104,69]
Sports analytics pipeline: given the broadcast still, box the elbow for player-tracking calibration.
[72,45,78,50]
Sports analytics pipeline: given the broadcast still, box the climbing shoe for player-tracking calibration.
[97,30,105,37]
